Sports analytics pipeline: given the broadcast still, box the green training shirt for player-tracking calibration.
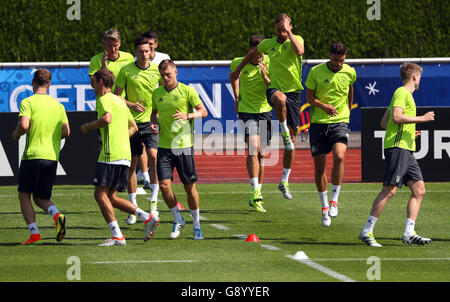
[257,35,304,93]
[305,62,357,124]
[384,86,417,151]
[230,55,272,114]
[115,62,161,123]
[152,83,202,149]
[88,51,135,97]
[19,94,68,161]
[96,92,133,162]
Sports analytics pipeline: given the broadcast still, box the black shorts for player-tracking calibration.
[18,159,57,200]
[309,122,350,156]
[266,88,301,132]
[130,122,159,157]
[93,163,129,192]
[157,147,198,184]
[238,111,273,146]
[383,148,423,188]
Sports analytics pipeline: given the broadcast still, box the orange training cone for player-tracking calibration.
[245,234,260,242]
[177,202,185,210]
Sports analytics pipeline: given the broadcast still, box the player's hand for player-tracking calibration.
[229,70,241,82]
[258,62,267,75]
[101,51,108,68]
[173,110,189,120]
[422,111,435,122]
[131,100,146,113]
[150,123,159,134]
[80,123,89,133]
[282,15,293,33]
[324,104,338,116]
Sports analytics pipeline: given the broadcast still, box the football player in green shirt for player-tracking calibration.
[88,28,134,97]
[305,42,356,227]
[151,60,208,240]
[230,35,272,213]
[115,37,162,224]
[12,69,70,245]
[230,13,305,200]
[81,68,160,246]
[360,63,435,247]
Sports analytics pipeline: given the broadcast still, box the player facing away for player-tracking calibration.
[88,28,134,97]
[115,37,162,224]
[12,69,70,245]
[229,13,305,200]
[305,42,356,227]
[359,63,434,247]
[135,30,172,186]
[81,68,160,246]
[230,35,272,213]
[151,60,208,240]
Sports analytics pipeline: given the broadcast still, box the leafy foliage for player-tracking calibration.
[0,0,448,62]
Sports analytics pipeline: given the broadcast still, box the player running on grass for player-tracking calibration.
[13,69,69,245]
[359,62,434,247]
[230,13,305,200]
[81,68,159,246]
[151,60,208,240]
[115,37,162,224]
[230,35,272,213]
[305,42,356,227]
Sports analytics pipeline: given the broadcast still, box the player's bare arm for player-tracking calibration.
[229,48,261,81]
[306,88,338,116]
[128,119,138,137]
[114,86,146,113]
[81,112,111,133]
[150,109,159,134]
[348,85,354,111]
[61,123,70,139]
[12,116,30,140]
[391,107,435,124]
[258,61,270,86]
[380,109,390,129]
[282,15,304,56]
[173,102,208,121]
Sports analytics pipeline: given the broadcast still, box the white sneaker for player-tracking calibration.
[278,181,293,200]
[359,232,382,247]
[126,214,136,225]
[329,201,338,217]
[321,207,331,227]
[143,180,151,189]
[98,236,126,246]
[136,170,144,184]
[402,233,431,245]
[170,218,186,239]
[144,214,160,241]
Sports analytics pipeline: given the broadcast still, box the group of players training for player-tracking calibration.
[13,13,435,247]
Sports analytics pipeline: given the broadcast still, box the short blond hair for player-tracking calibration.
[400,62,423,82]
[103,28,121,43]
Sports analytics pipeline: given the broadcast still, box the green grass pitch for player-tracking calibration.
[0,182,449,282]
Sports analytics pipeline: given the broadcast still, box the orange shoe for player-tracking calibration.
[22,234,42,245]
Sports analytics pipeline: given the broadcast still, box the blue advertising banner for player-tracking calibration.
[1,61,449,132]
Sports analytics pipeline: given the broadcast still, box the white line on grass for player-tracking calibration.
[260,244,281,251]
[311,258,450,262]
[210,223,231,230]
[286,253,356,282]
[91,260,196,264]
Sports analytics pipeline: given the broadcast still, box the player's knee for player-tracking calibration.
[272,93,287,106]
[159,182,171,192]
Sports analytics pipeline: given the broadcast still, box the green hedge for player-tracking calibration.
[0,0,448,62]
